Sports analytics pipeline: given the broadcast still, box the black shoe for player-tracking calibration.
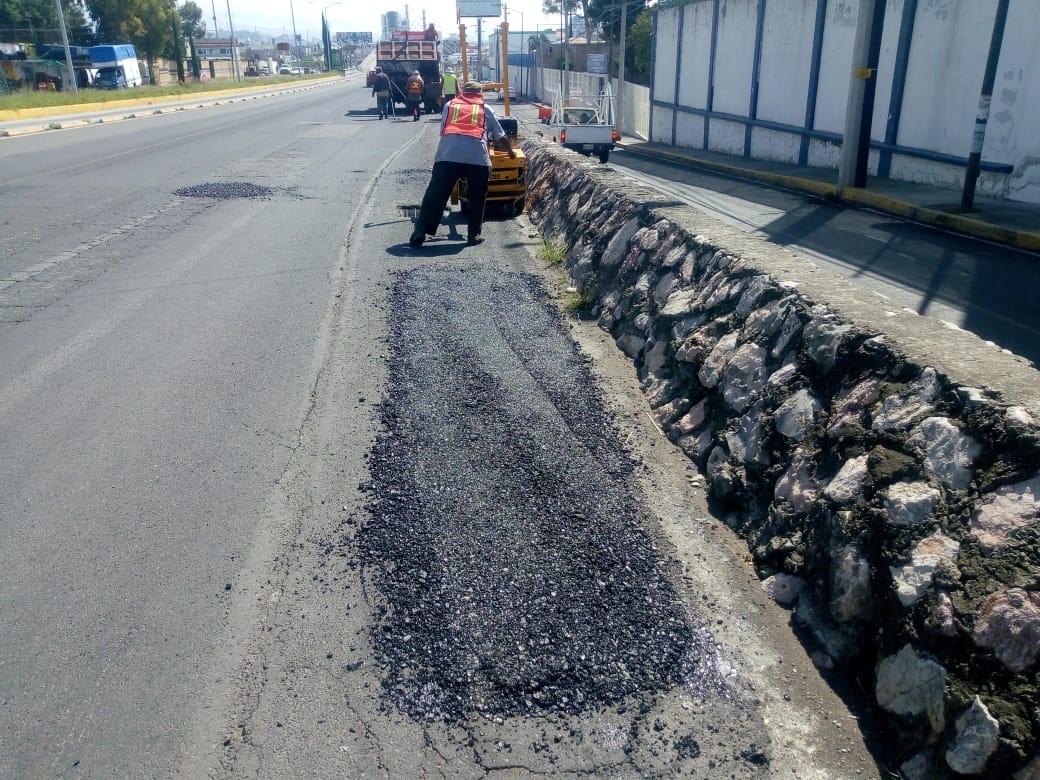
[409,230,425,247]
[466,234,482,246]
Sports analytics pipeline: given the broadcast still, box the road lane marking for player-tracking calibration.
[0,206,173,293]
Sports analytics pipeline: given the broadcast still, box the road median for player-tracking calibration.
[0,73,349,122]
[524,136,1040,778]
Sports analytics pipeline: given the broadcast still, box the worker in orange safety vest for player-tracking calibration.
[410,81,515,247]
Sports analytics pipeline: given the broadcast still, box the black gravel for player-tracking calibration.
[357,266,722,722]
[173,182,276,199]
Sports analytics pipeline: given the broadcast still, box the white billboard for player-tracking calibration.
[456,0,502,18]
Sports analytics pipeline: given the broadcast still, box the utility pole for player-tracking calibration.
[477,17,482,81]
[211,0,219,39]
[53,0,77,93]
[226,0,240,80]
[838,0,886,190]
[564,6,570,104]
[289,0,299,71]
[615,0,628,136]
[961,0,1011,209]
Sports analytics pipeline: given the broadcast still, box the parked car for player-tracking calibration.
[301,67,315,74]
[94,66,128,89]
[278,66,292,75]
[497,85,517,102]
[244,65,259,77]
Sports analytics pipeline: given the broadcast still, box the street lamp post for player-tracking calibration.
[225,0,240,80]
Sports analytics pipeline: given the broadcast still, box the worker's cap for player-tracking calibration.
[374,66,382,72]
[462,80,483,93]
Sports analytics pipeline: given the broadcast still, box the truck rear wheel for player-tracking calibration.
[598,149,610,164]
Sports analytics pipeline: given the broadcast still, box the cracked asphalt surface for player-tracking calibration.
[2,79,879,778]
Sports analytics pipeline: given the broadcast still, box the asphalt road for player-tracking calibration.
[1,81,877,778]
[510,104,1040,366]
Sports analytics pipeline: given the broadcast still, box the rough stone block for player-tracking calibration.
[830,545,873,623]
[761,573,804,606]
[946,697,1000,775]
[970,473,1040,554]
[883,481,941,527]
[910,417,980,491]
[823,455,869,505]
[890,531,960,607]
[973,588,1040,672]
[698,333,739,389]
[720,342,768,412]
[875,644,946,732]
[774,389,822,441]
[601,217,641,268]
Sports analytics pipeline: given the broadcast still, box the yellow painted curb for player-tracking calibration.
[841,187,1040,253]
[0,75,345,121]
[615,141,1040,254]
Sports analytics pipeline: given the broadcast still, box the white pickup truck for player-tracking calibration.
[551,96,618,163]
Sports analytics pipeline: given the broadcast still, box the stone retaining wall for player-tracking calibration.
[521,138,1040,778]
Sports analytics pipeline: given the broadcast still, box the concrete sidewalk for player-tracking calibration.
[615,140,1040,253]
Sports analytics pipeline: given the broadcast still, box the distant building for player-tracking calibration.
[195,38,242,59]
[381,11,406,40]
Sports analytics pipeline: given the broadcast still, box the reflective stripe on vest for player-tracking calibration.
[442,95,486,139]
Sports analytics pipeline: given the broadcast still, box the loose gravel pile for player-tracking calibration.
[173,182,275,199]
[357,266,721,722]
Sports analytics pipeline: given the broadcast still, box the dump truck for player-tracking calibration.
[375,36,440,114]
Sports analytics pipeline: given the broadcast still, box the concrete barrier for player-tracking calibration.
[522,136,1040,778]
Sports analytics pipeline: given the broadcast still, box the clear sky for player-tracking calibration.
[219,1,561,38]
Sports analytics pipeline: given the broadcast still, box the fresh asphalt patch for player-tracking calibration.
[173,181,276,199]
[355,265,726,723]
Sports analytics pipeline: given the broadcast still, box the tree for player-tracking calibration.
[178,0,203,39]
[542,0,592,40]
[587,0,648,44]
[626,7,652,85]
[527,32,550,53]
[178,1,204,79]
[0,0,92,44]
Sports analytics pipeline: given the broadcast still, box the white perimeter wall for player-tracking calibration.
[651,0,1040,204]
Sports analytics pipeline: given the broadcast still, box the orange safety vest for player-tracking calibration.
[442,94,486,139]
[407,77,423,95]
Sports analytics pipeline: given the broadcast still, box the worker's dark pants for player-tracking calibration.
[377,94,393,117]
[417,161,490,238]
[408,97,421,119]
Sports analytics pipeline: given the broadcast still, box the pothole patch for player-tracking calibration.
[354,266,725,723]
[174,182,276,200]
